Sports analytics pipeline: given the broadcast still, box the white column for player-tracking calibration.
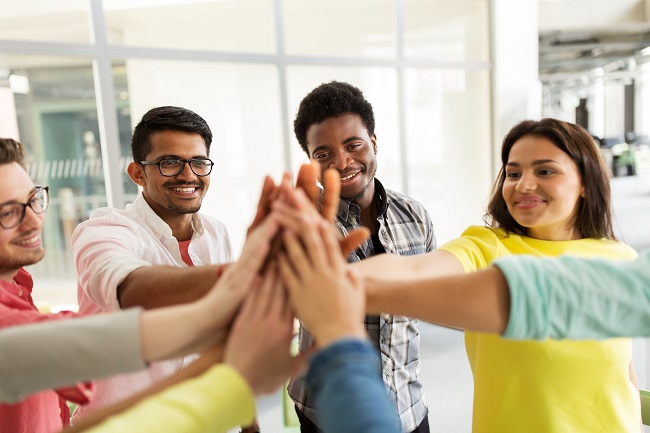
[490,0,540,174]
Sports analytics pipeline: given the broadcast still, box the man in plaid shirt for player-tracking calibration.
[288,81,436,433]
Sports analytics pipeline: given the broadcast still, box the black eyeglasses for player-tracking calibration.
[0,186,50,229]
[139,159,214,177]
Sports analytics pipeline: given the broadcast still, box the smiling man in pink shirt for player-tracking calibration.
[0,137,93,433]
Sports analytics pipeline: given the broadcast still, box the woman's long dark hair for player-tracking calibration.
[484,118,615,240]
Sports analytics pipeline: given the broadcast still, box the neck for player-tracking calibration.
[165,214,194,241]
[353,178,376,211]
[0,268,20,283]
[359,195,380,235]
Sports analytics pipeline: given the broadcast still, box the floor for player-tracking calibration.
[247,173,650,433]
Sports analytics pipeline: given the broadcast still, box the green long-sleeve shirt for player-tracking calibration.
[497,250,650,340]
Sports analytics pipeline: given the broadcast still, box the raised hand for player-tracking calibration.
[224,267,308,396]
[277,192,366,348]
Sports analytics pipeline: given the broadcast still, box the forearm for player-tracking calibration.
[66,347,225,433]
[307,339,400,433]
[118,264,223,309]
[67,363,254,433]
[496,253,650,340]
[366,267,510,334]
[0,311,144,403]
[357,249,463,283]
[140,301,224,361]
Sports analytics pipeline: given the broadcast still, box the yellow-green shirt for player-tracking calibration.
[440,225,640,433]
[85,364,255,433]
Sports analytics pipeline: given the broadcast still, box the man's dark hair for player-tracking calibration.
[293,81,375,154]
[131,106,213,162]
[0,138,25,167]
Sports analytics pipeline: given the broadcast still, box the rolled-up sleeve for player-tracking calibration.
[73,217,152,312]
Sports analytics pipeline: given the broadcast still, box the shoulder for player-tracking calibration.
[71,206,148,249]
[385,189,431,221]
[579,238,638,260]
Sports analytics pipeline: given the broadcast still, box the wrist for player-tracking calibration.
[313,324,366,348]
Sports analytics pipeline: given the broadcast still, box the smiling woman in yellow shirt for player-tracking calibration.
[359,118,641,433]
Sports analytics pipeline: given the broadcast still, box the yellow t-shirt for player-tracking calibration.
[86,364,255,433]
[440,225,640,433]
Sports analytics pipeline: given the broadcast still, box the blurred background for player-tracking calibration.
[1,1,649,431]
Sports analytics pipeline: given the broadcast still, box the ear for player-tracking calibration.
[580,184,586,198]
[127,162,146,188]
[371,134,378,154]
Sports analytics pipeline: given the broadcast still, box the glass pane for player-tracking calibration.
[0,0,91,43]
[122,59,284,252]
[103,0,275,53]
[404,68,492,244]
[283,0,396,58]
[404,0,490,62]
[0,55,129,304]
[286,66,402,191]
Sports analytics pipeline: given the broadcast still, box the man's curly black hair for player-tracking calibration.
[293,81,375,155]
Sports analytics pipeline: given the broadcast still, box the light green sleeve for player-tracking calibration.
[85,364,256,433]
[496,250,650,340]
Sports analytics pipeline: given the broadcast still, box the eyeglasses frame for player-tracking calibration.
[0,186,50,229]
[139,158,214,177]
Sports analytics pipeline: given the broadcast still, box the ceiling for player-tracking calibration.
[538,0,650,83]
[539,28,650,82]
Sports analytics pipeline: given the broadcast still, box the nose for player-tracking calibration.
[20,206,43,231]
[175,161,198,181]
[515,172,536,192]
[329,149,352,171]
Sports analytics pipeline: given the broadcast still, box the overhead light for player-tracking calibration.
[9,74,29,94]
[640,46,650,57]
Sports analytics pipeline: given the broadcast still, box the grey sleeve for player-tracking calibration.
[0,308,146,403]
[496,251,650,340]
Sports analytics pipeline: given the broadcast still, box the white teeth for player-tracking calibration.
[173,187,195,193]
[340,173,357,181]
[15,235,39,246]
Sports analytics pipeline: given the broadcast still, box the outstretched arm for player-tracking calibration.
[365,266,510,333]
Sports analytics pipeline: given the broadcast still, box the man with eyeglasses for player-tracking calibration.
[71,106,238,426]
[0,137,94,433]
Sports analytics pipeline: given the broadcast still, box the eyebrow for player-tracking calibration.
[0,187,37,208]
[506,159,558,167]
[154,154,208,160]
[310,136,366,155]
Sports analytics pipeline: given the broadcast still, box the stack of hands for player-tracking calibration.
[217,163,370,397]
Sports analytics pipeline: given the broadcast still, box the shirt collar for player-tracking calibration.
[336,178,389,220]
[133,194,205,240]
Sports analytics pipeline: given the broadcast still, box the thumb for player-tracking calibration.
[339,227,370,256]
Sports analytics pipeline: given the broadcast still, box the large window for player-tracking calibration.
[0,0,492,306]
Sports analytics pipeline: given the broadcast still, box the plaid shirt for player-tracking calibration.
[288,179,436,433]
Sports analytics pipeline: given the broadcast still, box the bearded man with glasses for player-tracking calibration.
[0,138,94,433]
[70,106,244,427]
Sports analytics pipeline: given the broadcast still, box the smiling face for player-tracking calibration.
[128,130,210,223]
[502,135,585,241]
[306,114,378,210]
[0,163,45,282]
